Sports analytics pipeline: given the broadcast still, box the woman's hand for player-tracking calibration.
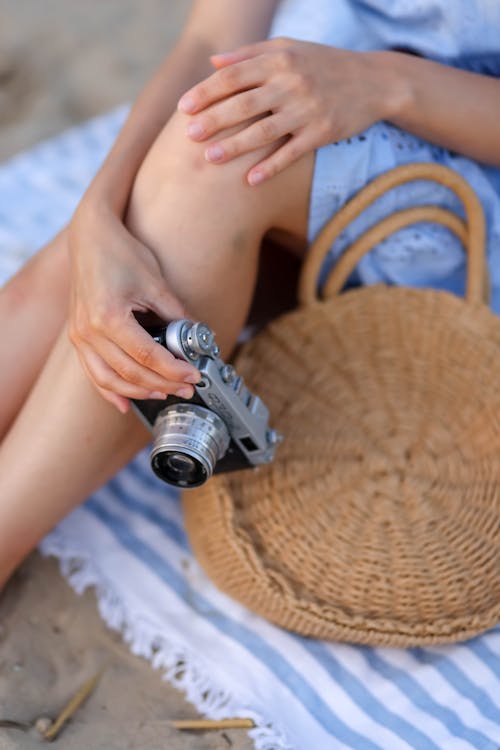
[178,38,394,185]
[68,200,201,414]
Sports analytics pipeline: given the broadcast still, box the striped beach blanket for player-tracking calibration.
[1,109,499,750]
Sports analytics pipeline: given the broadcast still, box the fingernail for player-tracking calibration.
[149,391,167,400]
[205,144,224,162]
[248,170,264,186]
[178,95,195,113]
[176,386,194,399]
[187,121,204,139]
[184,372,201,384]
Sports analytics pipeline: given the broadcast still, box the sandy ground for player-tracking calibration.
[0,2,253,748]
[0,556,252,750]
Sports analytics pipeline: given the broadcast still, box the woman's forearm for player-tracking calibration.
[83,0,279,215]
[377,50,500,167]
[86,37,215,214]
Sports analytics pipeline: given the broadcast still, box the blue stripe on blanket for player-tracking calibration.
[306,642,454,750]
[362,649,493,746]
[411,648,500,724]
[107,474,190,552]
[85,498,389,750]
[470,639,500,676]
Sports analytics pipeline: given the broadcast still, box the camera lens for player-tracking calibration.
[152,451,206,487]
[150,404,230,488]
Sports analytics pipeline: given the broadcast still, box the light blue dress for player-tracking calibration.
[269,0,500,311]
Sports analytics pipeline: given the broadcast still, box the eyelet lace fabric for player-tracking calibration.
[270,0,500,311]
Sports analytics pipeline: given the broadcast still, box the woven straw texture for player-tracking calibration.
[183,164,500,647]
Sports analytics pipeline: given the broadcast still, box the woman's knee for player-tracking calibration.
[127,109,314,242]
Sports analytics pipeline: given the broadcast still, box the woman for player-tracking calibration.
[0,0,499,590]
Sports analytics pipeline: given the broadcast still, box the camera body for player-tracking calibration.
[132,319,282,489]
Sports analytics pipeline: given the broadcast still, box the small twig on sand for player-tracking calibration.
[43,668,105,742]
[170,718,255,731]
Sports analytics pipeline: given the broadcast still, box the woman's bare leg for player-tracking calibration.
[0,110,314,588]
[0,230,70,438]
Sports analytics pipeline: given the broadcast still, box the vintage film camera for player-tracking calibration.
[132,319,282,489]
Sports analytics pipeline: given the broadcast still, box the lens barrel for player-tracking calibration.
[150,404,230,488]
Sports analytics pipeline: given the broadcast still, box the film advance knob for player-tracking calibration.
[188,322,215,355]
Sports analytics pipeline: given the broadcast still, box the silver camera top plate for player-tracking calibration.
[165,319,281,465]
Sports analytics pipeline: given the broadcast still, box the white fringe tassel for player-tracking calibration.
[39,528,293,750]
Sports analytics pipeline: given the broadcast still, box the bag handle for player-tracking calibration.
[298,163,488,307]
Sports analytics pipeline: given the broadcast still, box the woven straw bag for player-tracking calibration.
[183,163,500,647]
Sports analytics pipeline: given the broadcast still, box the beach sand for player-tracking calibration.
[0,3,253,748]
[0,556,252,750]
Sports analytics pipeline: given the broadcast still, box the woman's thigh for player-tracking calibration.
[0,229,70,437]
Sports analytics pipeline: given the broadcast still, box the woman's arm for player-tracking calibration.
[377,51,500,167]
[68,0,279,412]
[177,39,500,185]
[85,0,280,215]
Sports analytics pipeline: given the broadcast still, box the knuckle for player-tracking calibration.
[88,304,111,332]
[288,142,303,162]
[135,343,156,368]
[199,111,217,133]
[318,115,332,138]
[278,48,296,71]
[219,138,237,159]
[259,118,277,141]
[115,361,137,383]
[88,314,103,333]
[219,65,239,89]
[293,71,312,95]
[273,36,291,49]
[239,93,256,119]
[93,370,113,389]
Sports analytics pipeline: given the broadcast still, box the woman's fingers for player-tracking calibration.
[209,40,275,69]
[178,55,269,114]
[70,305,201,403]
[75,347,133,413]
[85,334,197,395]
[247,132,311,185]
[73,307,201,385]
[77,342,195,406]
[178,38,297,115]
[209,37,295,71]
[98,389,132,415]
[186,86,283,142]
[204,112,296,164]
[114,318,201,384]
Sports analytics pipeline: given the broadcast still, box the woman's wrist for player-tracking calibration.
[365,50,414,125]
[83,159,137,218]
[70,188,121,247]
